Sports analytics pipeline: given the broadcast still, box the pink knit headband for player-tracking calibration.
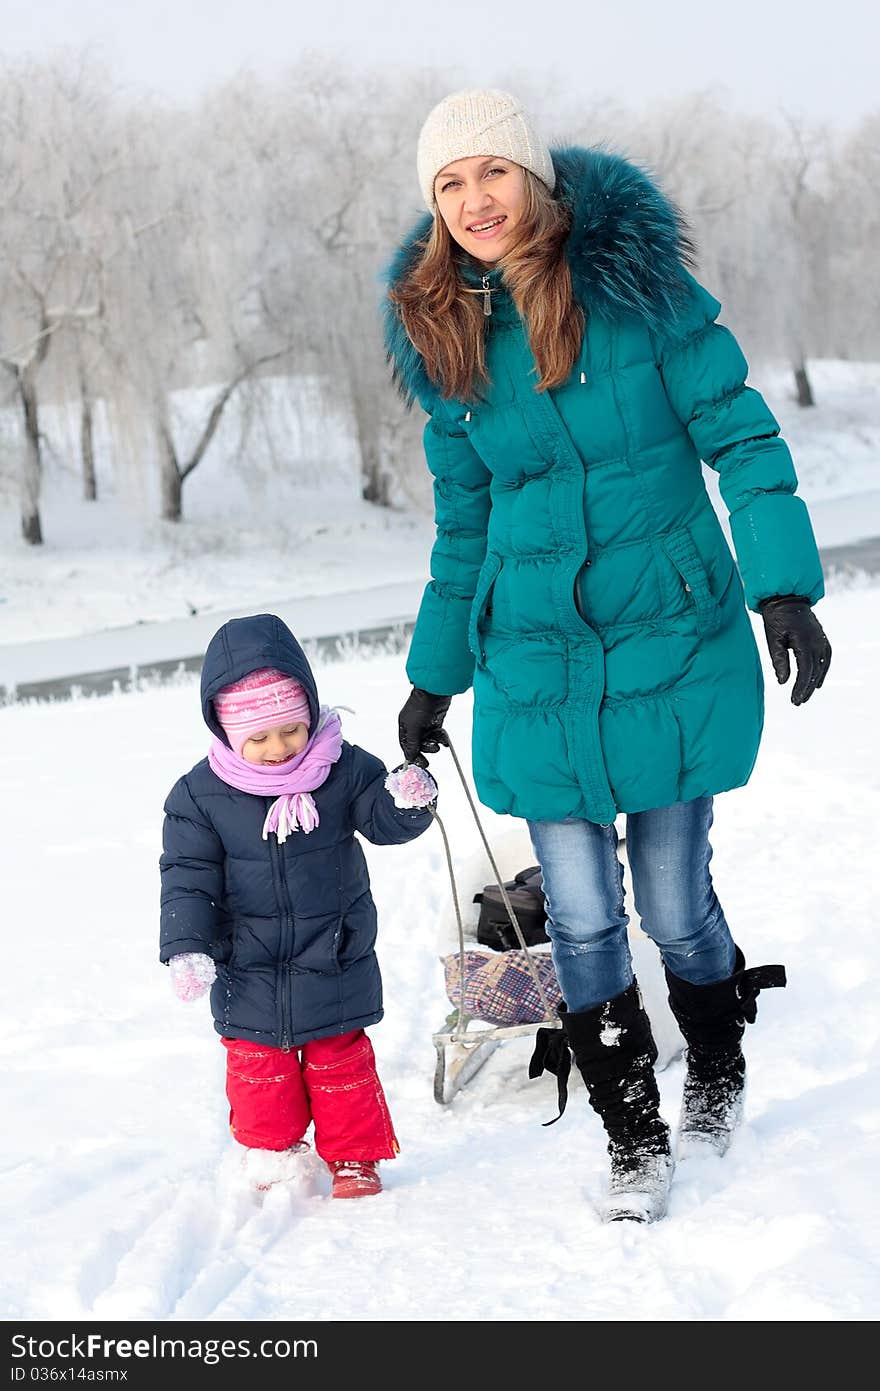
[214,668,311,755]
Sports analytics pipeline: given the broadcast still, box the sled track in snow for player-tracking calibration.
[79,1161,322,1320]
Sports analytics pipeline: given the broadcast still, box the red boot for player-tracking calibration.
[328,1160,382,1199]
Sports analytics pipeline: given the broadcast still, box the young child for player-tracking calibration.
[159,612,437,1198]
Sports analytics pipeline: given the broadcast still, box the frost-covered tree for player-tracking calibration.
[0,55,112,540]
[827,112,880,362]
[100,96,295,521]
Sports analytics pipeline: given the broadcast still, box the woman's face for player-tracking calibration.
[433,156,527,263]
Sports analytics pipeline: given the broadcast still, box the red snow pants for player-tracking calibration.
[222,1030,398,1162]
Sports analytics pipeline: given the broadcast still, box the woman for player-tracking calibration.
[385,90,831,1222]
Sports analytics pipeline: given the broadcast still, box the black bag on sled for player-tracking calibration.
[474,865,549,951]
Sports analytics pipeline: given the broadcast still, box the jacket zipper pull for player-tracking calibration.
[482,274,492,317]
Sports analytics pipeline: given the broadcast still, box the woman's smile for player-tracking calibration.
[466,214,507,239]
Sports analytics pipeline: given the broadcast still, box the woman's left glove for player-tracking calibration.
[759,595,832,705]
[168,952,217,1002]
[384,763,438,810]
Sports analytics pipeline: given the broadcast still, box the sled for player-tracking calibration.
[432,1012,561,1105]
[427,741,683,1105]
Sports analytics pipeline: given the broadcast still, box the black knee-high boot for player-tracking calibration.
[531,980,672,1223]
[665,947,786,1156]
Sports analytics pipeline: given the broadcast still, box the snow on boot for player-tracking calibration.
[677,1042,746,1158]
[606,1147,675,1224]
[594,1035,673,1224]
[665,947,786,1158]
[241,1141,310,1192]
[533,981,673,1224]
[328,1160,382,1199]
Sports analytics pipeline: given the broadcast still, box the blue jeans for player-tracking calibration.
[527,798,736,1013]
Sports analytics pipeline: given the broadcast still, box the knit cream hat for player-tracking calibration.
[416,89,555,210]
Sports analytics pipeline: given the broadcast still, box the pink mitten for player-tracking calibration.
[169,952,217,1002]
[384,763,438,809]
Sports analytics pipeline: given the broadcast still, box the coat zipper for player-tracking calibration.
[282,964,292,1052]
[482,274,492,317]
[269,830,295,1051]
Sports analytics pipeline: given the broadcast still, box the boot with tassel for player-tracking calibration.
[530,981,672,1223]
[665,947,786,1158]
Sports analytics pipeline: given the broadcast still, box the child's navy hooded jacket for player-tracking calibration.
[160,613,432,1048]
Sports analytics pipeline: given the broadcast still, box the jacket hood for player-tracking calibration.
[383,145,696,407]
[200,613,320,745]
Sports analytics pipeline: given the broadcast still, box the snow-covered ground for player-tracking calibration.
[0,360,877,647]
[1,586,877,1322]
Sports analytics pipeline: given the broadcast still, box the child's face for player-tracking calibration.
[240,722,309,765]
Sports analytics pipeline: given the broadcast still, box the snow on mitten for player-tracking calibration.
[169,952,217,1002]
[384,762,438,810]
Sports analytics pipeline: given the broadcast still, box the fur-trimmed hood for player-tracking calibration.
[384,145,695,407]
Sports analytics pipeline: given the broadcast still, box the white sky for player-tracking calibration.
[3,0,878,126]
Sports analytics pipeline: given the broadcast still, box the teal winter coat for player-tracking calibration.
[384,147,824,824]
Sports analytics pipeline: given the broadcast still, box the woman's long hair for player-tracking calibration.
[389,170,584,400]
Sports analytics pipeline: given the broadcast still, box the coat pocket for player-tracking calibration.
[211,962,232,1028]
[467,552,502,664]
[661,527,722,635]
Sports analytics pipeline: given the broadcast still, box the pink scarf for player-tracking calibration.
[208,706,343,842]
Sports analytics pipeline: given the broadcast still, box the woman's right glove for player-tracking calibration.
[397,687,452,768]
[169,952,217,1002]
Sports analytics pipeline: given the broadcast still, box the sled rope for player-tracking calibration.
[428,808,473,1041]
[429,736,557,1038]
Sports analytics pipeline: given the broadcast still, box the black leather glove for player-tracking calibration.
[759,595,831,706]
[397,687,452,767]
